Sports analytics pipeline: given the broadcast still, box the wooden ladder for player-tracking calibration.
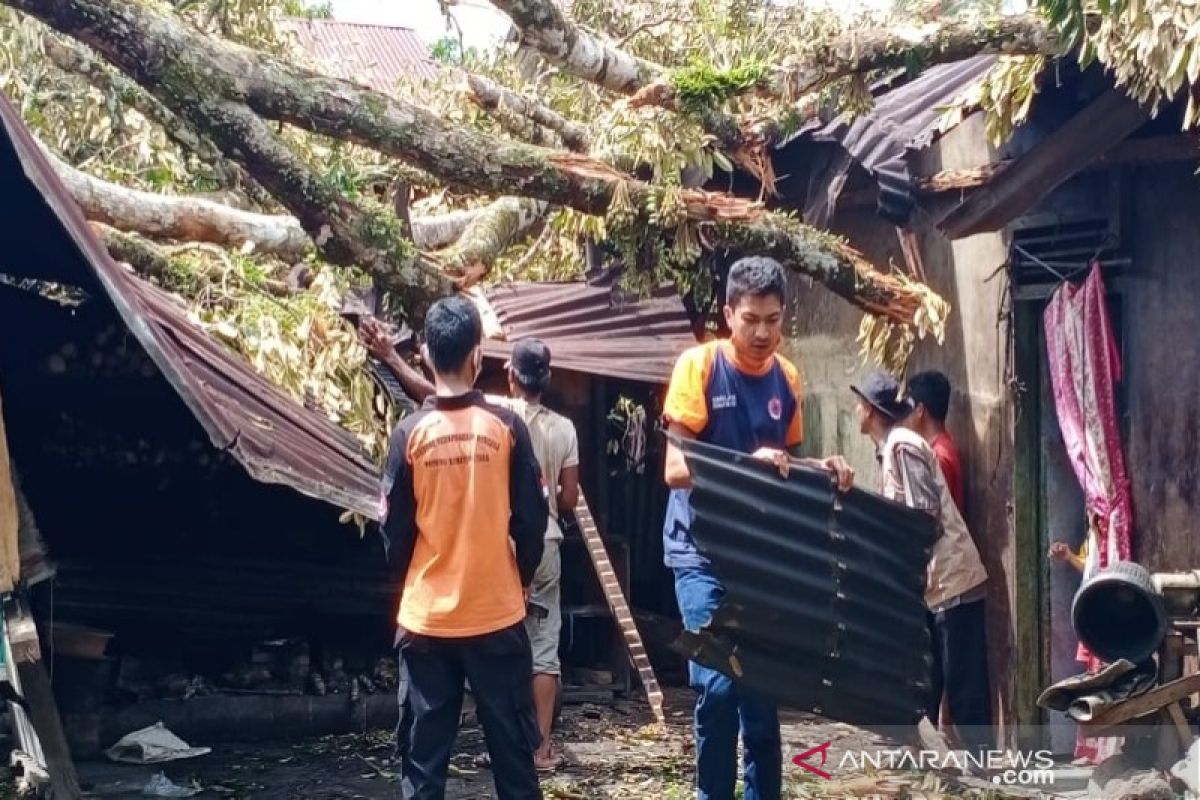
[573,491,666,725]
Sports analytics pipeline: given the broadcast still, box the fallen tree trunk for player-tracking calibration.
[7,0,942,326]
[47,147,311,260]
[48,143,529,266]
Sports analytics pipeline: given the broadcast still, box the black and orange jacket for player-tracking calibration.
[381,390,548,638]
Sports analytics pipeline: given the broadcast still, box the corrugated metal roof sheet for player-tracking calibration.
[675,437,936,728]
[480,271,697,385]
[0,92,382,519]
[777,56,997,227]
[282,18,438,89]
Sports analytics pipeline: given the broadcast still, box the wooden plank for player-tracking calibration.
[894,227,927,283]
[916,135,1200,199]
[1011,299,1046,750]
[573,490,666,725]
[937,90,1151,239]
[915,161,1012,195]
[1084,673,1200,732]
[1165,701,1192,749]
[0,387,19,593]
[1094,134,1200,168]
[6,598,82,799]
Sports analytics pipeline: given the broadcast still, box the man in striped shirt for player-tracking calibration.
[853,370,992,756]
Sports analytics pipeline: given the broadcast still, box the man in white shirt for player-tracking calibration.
[501,340,578,772]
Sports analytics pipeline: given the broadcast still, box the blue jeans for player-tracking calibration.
[674,567,781,800]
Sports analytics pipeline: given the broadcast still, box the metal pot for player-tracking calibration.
[1072,560,1167,664]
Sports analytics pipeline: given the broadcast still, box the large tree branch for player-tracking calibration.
[46,140,523,263]
[45,144,310,260]
[96,225,294,296]
[630,15,1062,152]
[489,0,662,95]
[179,95,451,311]
[436,197,548,284]
[493,2,1059,155]
[765,14,1060,105]
[410,209,479,250]
[8,0,940,326]
[488,0,745,154]
[465,73,590,153]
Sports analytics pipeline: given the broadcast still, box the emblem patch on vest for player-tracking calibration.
[768,397,783,420]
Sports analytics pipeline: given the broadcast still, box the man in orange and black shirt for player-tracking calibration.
[382,296,548,800]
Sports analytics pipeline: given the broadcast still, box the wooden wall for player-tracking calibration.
[1120,162,1200,571]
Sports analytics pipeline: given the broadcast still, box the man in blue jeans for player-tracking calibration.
[662,257,855,800]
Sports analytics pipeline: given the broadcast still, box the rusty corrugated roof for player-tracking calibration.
[0,92,382,519]
[480,271,697,385]
[776,56,998,227]
[676,436,936,728]
[282,18,438,90]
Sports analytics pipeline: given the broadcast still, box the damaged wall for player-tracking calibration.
[783,113,1018,738]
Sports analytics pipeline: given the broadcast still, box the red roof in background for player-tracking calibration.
[282,18,439,90]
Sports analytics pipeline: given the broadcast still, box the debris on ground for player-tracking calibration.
[76,689,1065,799]
[106,723,211,765]
[142,772,201,797]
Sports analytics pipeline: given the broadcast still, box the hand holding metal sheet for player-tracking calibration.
[673,436,937,730]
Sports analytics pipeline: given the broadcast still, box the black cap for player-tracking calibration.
[851,370,914,421]
[508,338,551,387]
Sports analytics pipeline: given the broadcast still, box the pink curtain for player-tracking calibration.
[1043,261,1133,764]
[1043,262,1133,568]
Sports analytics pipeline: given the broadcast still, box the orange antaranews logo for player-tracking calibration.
[792,741,833,780]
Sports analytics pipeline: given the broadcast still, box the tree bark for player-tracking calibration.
[765,14,1059,106]
[47,145,310,260]
[410,209,479,250]
[436,197,547,285]
[488,0,745,153]
[5,0,941,325]
[489,0,661,95]
[97,225,293,296]
[48,142,528,266]
[465,73,590,153]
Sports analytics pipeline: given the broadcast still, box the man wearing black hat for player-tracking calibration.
[853,370,992,756]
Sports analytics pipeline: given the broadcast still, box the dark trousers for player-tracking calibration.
[400,622,542,800]
[395,655,413,769]
[928,598,993,755]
